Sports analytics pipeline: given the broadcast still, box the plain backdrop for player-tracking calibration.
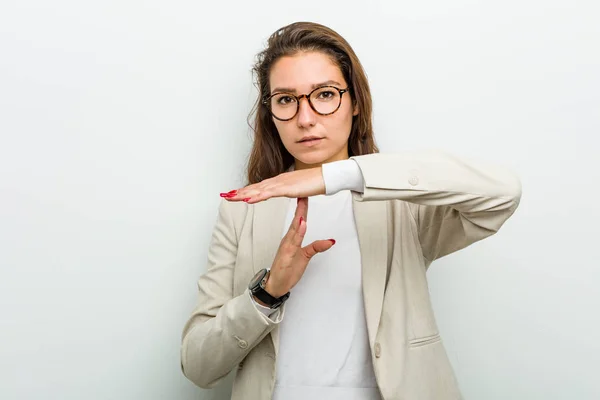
[1,1,599,399]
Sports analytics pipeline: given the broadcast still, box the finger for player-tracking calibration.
[243,189,271,204]
[219,189,240,200]
[227,180,281,203]
[220,181,265,201]
[286,197,307,234]
[222,187,260,202]
[295,197,308,223]
[302,239,336,259]
[290,214,308,248]
[282,197,309,243]
[220,190,247,202]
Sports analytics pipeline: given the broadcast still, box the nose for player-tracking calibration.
[296,95,316,128]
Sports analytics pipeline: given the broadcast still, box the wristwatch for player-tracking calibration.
[248,268,290,309]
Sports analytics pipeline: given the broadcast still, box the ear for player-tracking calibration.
[352,101,359,116]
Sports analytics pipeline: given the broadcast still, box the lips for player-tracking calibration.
[299,136,323,143]
[298,137,323,147]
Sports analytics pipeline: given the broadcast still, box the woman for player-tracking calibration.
[180,21,521,400]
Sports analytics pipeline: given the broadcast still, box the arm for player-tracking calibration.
[180,199,283,389]
[325,149,522,264]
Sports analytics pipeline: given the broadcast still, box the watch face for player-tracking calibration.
[248,269,268,290]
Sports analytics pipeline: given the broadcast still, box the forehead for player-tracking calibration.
[269,51,345,93]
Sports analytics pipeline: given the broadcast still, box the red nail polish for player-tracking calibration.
[328,239,336,245]
[228,190,237,194]
[220,193,236,198]
[299,216,304,224]
[242,198,251,202]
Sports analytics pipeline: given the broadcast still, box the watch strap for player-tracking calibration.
[253,286,289,309]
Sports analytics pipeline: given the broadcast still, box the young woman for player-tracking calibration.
[180,21,521,400]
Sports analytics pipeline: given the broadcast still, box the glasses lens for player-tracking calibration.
[310,87,341,115]
[270,93,298,120]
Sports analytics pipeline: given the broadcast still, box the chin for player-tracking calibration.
[293,151,331,166]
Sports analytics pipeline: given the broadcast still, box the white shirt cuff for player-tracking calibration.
[248,290,279,318]
[321,159,365,195]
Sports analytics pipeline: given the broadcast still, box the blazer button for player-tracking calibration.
[374,342,381,358]
[238,339,249,349]
[408,176,419,186]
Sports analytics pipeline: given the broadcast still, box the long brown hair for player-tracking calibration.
[246,21,378,184]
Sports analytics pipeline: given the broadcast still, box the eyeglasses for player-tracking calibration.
[262,85,350,121]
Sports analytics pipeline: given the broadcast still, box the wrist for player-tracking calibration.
[264,278,287,299]
[248,268,290,309]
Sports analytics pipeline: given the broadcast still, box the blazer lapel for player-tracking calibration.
[352,194,389,349]
[252,196,290,356]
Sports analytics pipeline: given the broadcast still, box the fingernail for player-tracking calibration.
[228,190,237,194]
[328,239,336,245]
[299,216,304,224]
[220,193,236,198]
[242,198,251,202]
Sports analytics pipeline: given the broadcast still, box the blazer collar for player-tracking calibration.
[252,194,388,355]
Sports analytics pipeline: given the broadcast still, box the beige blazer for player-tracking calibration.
[181,150,522,400]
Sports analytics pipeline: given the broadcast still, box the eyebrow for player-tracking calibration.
[271,80,343,95]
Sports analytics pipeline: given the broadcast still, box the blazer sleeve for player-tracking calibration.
[180,199,284,389]
[350,150,522,264]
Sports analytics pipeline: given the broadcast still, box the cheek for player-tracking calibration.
[273,120,294,145]
[327,109,354,139]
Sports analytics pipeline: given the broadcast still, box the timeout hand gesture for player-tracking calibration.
[261,197,336,298]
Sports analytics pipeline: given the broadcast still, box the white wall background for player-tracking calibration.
[1,0,598,399]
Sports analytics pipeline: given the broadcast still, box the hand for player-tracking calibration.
[261,197,335,298]
[220,167,326,204]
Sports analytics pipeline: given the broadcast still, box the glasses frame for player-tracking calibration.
[262,85,350,121]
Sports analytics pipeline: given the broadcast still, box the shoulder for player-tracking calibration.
[216,199,252,240]
[218,197,249,219]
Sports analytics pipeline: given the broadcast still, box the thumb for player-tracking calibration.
[302,239,336,259]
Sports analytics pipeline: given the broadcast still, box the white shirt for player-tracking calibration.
[250,159,382,400]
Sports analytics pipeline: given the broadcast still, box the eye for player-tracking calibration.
[318,90,335,99]
[275,95,296,105]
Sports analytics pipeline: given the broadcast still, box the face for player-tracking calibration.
[268,51,358,170]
